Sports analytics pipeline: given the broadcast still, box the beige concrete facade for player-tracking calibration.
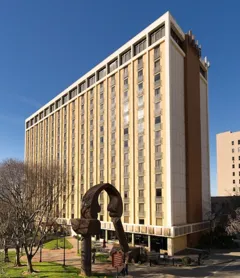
[25,12,210,255]
[217,131,240,196]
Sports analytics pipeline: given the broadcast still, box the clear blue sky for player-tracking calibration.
[0,0,240,196]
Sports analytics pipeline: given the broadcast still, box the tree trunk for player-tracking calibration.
[3,238,10,262]
[4,247,10,263]
[26,254,34,273]
[15,245,21,266]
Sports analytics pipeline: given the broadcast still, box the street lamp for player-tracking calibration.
[77,235,79,254]
[39,241,43,263]
[62,233,66,267]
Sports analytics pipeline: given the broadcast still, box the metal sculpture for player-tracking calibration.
[71,183,129,276]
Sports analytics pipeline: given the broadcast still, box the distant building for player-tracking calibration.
[217,131,240,196]
[25,11,210,255]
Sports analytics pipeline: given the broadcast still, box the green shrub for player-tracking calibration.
[182,256,192,266]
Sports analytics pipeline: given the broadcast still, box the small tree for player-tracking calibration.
[0,203,12,263]
[226,207,240,235]
[0,159,69,273]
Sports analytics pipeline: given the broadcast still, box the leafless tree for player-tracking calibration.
[0,159,69,273]
[0,202,12,263]
[226,207,240,235]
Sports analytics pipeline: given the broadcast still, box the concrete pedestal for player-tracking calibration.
[81,235,92,276]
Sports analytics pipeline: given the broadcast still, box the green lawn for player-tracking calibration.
[95,253,111,263]
[43,238,73,250]
[0,251,112,277]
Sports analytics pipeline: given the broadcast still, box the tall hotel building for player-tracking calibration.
[217,131,240,196]
[25,12,210,255]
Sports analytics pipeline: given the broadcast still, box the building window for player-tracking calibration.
[134,39,146,55]
[155,102,161,114]
[124,114,129,125]
[155,130,161,141]
[155,174,161,184]
[139,219,144,225]
[138,149,143,158]
[124,128,128,135]
[232,141,235,145]
[111,75,115,86]
[121,49,131,64]
[124,103,129,113]
[124,141,128,148]
[138,109,144,120]
[155,88,160,98]
[233,180,236,184]
[124,203,129,211]
[233,187,236,191]
[139,203,144,212]
[138,122,144,133]
[70,88,77,99]
[138,82,143,94]
[123,67,128,79]
[124,191,128,198]
[138,96,144,107]
[155,116,161,124]
[139,135,143,145]
[98,67,106,80]
[111,85,115,93]
[139,190,144,198]
[233,172,235,176]
[111,156,115,163]
[150,25,165,44]
[139,176,144,186]
[88,75,95,87]
[62,94,68,104]
[154,46,160,60]
[238,140,240,145]
[154,60,160,73]
[109,59,118,73]
[156,159,161,168]
[154,73,161,86]
[80,82,86,92]
[124,178,129,187]
[138,57,143,68]
[99,83,104,93]
[124,78,128,90]
[138,69,143,82]
[156,203,162,212]
[232,149,235,153]
[233,164,235,169]
[238,147,240,152]
[156,188,162,197]
[138,163,144,172]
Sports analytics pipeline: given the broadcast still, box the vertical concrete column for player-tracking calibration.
[167,238,173,256]
[132,233,135,246]
[148,235,151,251]
[105,230,108,242]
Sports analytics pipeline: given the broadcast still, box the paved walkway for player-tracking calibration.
[22,237,115,275]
